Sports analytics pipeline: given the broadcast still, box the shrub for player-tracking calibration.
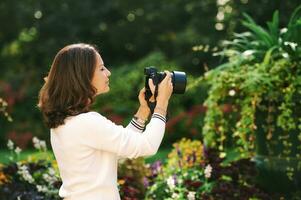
[0,138,61,200]
[145,138,273,200]
[202,6,301,158]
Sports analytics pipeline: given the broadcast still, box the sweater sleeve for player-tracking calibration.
[126,118,145,133]
[79,112,166,159]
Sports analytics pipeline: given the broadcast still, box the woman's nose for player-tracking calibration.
[106,69,111,77]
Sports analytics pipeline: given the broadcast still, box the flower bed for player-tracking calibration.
[1,138,295,199]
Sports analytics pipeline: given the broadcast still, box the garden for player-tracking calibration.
[1,1,301,199]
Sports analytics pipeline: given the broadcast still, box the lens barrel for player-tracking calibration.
[172,71,186,94]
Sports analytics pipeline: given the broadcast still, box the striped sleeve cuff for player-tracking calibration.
[152,113,166,123]
[130,118,145,131]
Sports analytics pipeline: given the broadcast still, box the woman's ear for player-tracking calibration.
[44,76,48,82]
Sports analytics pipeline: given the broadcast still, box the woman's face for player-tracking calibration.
[91,52,111,95]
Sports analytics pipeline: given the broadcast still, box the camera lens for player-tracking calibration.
[172,71,186,94]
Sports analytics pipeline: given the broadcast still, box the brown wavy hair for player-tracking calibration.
[38,43,98,128]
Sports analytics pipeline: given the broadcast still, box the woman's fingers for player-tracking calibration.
[148,78,155,94]
[163,71,172,83]
[140,87,146,94]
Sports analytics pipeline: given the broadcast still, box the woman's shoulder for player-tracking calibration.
[52,112,107,131]
[71,111,104,120]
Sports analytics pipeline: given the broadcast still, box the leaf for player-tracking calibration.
[262,46,278,65]
[242,21,273,47]
[288,5,301,27]
[267,11,279,44]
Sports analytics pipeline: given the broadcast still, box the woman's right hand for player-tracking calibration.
[156,71,173,108]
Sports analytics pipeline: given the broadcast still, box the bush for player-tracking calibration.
[0,138,61,200]
[202,6,301,160]
[199,7,301,195]
[145,138,273,200]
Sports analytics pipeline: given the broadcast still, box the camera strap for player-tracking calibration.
[146,84,159,114]
[146,83,169,122]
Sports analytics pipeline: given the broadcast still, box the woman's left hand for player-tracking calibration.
[136,87,151,120]
[138,87,150,108]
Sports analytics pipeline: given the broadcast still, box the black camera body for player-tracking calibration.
[144,66,187,101]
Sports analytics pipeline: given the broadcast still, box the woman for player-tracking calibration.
[38,43,173,200]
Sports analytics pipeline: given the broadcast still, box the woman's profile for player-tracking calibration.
[38,43,173,200]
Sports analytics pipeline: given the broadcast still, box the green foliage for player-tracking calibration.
[201,8,301,191]
[203,6,301,156]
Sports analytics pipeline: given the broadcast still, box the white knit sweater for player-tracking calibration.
[50,111,166,200]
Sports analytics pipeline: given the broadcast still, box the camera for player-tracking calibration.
[144,67,187,101]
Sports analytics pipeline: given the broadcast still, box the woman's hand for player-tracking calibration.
[136,87,151,121]
[138,79,156,107]
[156,71,173,103]
[136,80,156,120]
[154,71,173,116]
[138,87,149,108]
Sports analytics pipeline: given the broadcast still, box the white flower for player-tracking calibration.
[33,137,40,149]
[15,147,22,154]
[166,176,175,189]
[217,0,230,6]
[17,163,35,184]
[242,50,255,58]
[32,137,47,151]
[187,191,196,200]
[36,185,48,193]
[32,136,39,144]
[40,141,47,151]
[7,139,14,150]
[43,173,58,184]
[204,164,213,178]
[282,52,289,58]
[228,89,236,96]
[172,192,180,199]
[284,41,298,51]
[280,28,288,34]
[48,168,56,176]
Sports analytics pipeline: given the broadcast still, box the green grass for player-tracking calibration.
[145,148,171,164]
[0,150,55,164]
[0,148,171,165]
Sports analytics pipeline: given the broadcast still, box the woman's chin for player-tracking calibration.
[103,87,110,93]
[96,87,110,95]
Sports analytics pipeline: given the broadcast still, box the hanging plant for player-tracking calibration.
[200,7,301,193]
[202,6,301,159]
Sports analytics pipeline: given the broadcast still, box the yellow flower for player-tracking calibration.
[0,171,8,184]
[167,138,204,170]
[118,179,125,185]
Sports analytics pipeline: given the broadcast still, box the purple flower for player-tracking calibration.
[143,177,149,187]
[203,145,209,159]
[150,161,162,176]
